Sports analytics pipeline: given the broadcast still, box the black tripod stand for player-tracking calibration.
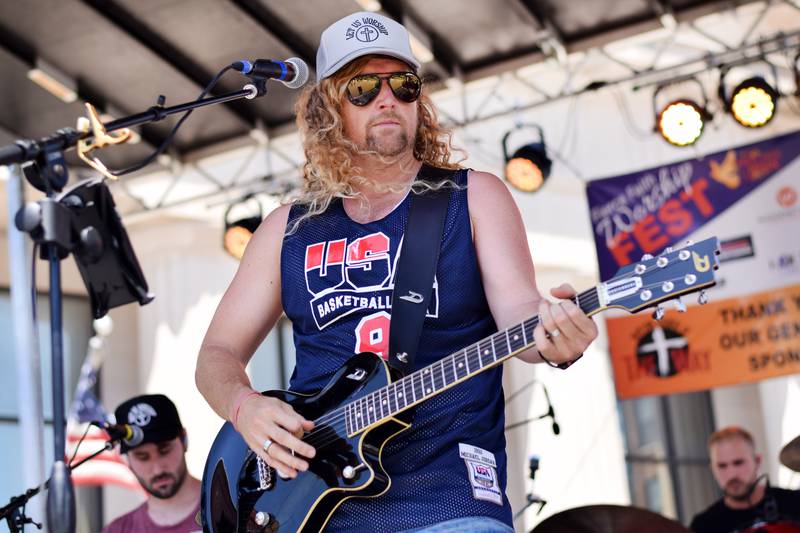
[0,434,133,532]
[513,455,548,522]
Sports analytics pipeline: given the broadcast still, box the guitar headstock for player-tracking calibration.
[600,237,720,316]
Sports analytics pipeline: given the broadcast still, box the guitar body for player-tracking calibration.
[201,237,721,533]
[200,352,410,532]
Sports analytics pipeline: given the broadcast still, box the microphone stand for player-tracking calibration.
[504,409,557,432]
[0,74,271,533]
[0,438,123,533]
[513,456,547,522]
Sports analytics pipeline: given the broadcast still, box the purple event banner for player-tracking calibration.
[586,130,800,280]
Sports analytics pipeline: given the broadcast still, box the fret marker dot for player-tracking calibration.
[458,362,464,368]
[484,350,489,355]
[426,388,432,394]
[513,335,519,340]
[368,407,373,412]
[356,413,361,418]
[382,400,387,405]
[398,392,403,398]
[424,368,429,373]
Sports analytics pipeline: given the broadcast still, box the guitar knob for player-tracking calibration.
[343,463,366,479]
[255,512,271,526]
[673,298,687,312]
[652,306,665,321]
[698,290,709,305]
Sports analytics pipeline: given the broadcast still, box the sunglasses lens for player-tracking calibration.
[389,73,422,102]
[346,75,381,106]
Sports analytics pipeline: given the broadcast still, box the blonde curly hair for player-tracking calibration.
[290,55,463,232]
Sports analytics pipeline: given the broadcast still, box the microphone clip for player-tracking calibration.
[243,77,268,99]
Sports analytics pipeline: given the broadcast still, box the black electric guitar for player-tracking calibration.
[200,237,720,532]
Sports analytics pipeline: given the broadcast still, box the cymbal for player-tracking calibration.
[532,504,690,533]
[780,435,800,472]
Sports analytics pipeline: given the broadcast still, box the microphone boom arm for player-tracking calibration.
[0,437,118,532]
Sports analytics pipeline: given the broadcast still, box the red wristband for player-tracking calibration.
[230,389,260,432]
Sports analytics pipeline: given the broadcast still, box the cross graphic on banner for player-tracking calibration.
[638,326,687,376]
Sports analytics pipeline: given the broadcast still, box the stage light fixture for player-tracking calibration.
[502,124,552,193]
[652,79,711,147]
[729,77,777,127]
[719,64,779,128]
[223,195,262,260]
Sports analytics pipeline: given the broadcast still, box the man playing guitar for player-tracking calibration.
[195,11,597,532]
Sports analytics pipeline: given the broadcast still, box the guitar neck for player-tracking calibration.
[344,287,602,435]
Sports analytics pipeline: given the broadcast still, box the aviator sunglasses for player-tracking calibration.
[345,72,422,106]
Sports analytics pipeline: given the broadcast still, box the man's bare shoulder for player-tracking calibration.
[263,203,292,232]
[466,169,517,213]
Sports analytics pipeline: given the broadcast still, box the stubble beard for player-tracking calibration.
[724,478,753,501]
[365,129,411,158]
[139,461,188,500]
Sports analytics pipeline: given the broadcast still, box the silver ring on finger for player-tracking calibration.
[549,328,561,338]
[262,438,274,454]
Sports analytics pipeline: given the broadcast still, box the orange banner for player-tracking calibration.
[607,284,800,399]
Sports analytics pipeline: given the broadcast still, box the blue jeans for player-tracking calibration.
[398,517,514,533]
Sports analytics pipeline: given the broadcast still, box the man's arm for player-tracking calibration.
[467,170,597,365]
[195,204,315,478]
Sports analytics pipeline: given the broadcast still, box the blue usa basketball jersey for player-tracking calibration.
[281,169,513,531]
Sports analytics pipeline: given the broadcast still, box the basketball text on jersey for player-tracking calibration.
[304,231,439,330]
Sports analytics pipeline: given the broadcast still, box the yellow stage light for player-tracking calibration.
[657,99,707,147]
[223,196,262,260]
[730,77,777,128]
[502,125,552,193]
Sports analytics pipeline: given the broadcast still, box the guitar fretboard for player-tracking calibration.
[343,288,601,435]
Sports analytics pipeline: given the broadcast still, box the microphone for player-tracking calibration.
[92,421,144,447]
[540,384,560,436]
[504,379,560,435]
[231,57,309,89]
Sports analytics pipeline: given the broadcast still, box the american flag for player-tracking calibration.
[65,336,142,492]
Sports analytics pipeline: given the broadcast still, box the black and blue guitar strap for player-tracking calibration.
[388,164,455,376]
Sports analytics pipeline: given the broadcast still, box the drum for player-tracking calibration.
[531,504,690,533]
[737,519,800,533]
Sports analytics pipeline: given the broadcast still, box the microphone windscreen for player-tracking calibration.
[125,425,144,447]
[284,57,309,89]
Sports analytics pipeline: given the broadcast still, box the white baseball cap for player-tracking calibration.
[316,12,421,82]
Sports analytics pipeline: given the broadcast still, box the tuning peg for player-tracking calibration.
[652,305,665,321]
[662,246,674,255]
[697,290,709,305]
[641,253,654,260]
[673,298,686,312]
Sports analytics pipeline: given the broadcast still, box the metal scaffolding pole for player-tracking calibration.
[4,164,47,529]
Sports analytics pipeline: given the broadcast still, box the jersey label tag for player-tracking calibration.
[459,443,502,505]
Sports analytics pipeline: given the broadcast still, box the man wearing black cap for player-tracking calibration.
[103,394,201,533]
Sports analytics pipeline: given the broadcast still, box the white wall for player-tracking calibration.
[99,217,240,522]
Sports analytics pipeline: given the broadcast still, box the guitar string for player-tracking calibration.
[300,269,707,451]
[303,290,598,447]
[302,296,577,441]
[303,247,705,434]
[307,241,711,434]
